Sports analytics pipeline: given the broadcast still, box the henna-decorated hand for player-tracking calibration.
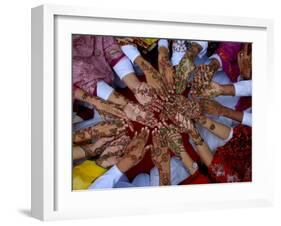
[163,95,202,125]
[199,98,226,116]
[124,102,158,128]
[117,127,151,173]
[158,123,185,156]
[190,64,216,95]
[133,82,163,112]
[174,53,196,94]
[137,59,169,100]
[238,43,252,80]
[191,79,223,98]
[73,120,128,144]
[74,88,128,121]
[158,48,175,92]
[80,137,115,157]
[96,135,131,168]
[151,128,171,185]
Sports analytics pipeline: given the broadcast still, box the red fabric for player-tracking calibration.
[208,125,252,183]
[180,170,210,185]
[215,42,241,82]
[235,96,252,112]
[72,35,125,97]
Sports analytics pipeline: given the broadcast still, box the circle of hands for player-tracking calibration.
[74,41,251,186]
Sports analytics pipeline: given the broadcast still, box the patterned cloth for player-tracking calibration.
[72,35,125,96]
[208,124,252,183]
[215,42,241,82]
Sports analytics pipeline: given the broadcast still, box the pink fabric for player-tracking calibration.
[72,35,125,96]
[216,42,241,82]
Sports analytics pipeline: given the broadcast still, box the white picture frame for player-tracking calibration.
[31,4,274,221]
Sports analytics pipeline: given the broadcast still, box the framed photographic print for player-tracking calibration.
[31,4,274,221]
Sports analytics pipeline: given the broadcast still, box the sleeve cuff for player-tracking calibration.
[191,41,208,58]
[120,44,141,63]
[242,112,252,127]
[171,52,185,66]
[158,39,169,50]
[209,53,223,71]
[96,81,114,101]
[88,165,124,189]
[234,80,252,96]
[113,56,135,80]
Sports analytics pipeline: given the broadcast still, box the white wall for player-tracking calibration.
[0,0,280,225]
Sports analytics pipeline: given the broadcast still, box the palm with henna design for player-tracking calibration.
[151,128,171,186]
[73,120,128,144]
[96,135,131,168]
[175,53,196,94]
[158,123,185,157]
[123,101,158,128]
[117,127,151,173]
[133,82,163,112]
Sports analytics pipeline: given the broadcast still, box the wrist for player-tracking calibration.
[221,84,235,96]
[116,159,132,173]
[209,58,220,72]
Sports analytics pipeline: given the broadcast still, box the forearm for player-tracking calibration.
[73,146,86,160]
[73,87,99,106]
[107,90,128,107]
[180,152,198,175]
[122,73,141,92]
[220,84,235,96]
[193,142,214,167]
[222,107,244,123]
[199,116,232,140]
[134,56,161,80]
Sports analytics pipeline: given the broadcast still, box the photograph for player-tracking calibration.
[71,35,252,190]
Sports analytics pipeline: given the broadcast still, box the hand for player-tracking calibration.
[174,116,203,145]
[136,58,169,100]
[96,135,131,168]
[199,99,226,116]
[158,48,175,92]
[133,82,163,112]
[117,127,151,173]
[174,53,196,94]
[151,128,171,185]
[191,64,216,95]
[124,102,158,128]
[80,136,115,157]
[73,120,128,144]
[94,96,128,121]
[163,95,202,125]
[238,43,252,80]
[191,80,223,98]
[158,123,185,156]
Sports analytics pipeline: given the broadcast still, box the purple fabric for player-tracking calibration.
[72,35,124,96]
[216,42,241,82]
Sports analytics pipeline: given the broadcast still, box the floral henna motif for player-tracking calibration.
[158,50,175,92]
[132,82,163,112]
[138,60,169,100]
[151,129,171,186]
[117,127,151,172]
[80,136,115,157]
[73,120,128,144]
[123,101,158,128]
[158,124,185,156]
[163,95,202,128]
[175,53,196,94]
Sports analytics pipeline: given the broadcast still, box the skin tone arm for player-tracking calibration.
[174,42,202,94]
[200,99,244,124]
[180,119,214,167]
[134,55,169,100]
[197,116,232,141]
